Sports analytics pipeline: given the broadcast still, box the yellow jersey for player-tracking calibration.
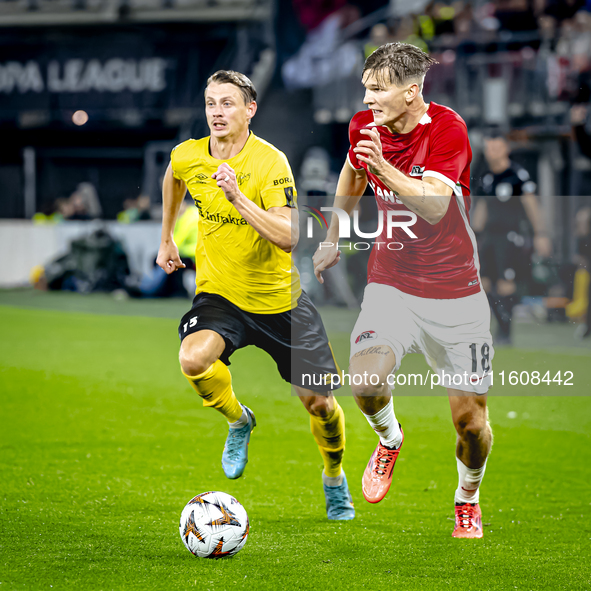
[171,132,301,314]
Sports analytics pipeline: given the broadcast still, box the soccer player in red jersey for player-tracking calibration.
[313,43,493,538]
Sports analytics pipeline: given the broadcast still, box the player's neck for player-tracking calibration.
[387,100,429,135]
[209,129,251,160]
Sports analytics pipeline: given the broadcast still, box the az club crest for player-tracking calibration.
[355,330,377,344]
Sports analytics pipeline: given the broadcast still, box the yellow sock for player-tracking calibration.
[181,360,243,423]
[310,401,346,478]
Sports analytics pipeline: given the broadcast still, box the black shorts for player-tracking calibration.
[178,291,340,392]
[479,233,531,284]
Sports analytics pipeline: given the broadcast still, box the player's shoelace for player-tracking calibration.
[325,483,350,507]
[456,504,476,530]
[372,446,394,477]
[224,423,250,461]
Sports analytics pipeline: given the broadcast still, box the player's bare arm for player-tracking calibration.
[313,159,367,283]
[213,162,297,253]
[157,163,188,274]
[354,126,452,225]
[520,192,552,257]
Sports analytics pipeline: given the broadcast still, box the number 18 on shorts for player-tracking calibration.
[350,283,494,394]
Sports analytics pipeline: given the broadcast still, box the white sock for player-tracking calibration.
[228,405,248,429]
[362,398,402,449]
[454,457,487,504]
[322,469,344,487]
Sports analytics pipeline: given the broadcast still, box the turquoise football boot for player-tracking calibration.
[324,471,355,520]
[221,405,256,479]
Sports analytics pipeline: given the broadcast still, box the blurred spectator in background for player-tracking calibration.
[570,49,591,194]
[33,197,73,224]
[571,103,591,160]
[393,15,429,51]
[427,1,458,37]
[568,206,591,338]
[494,0,538,34]
[566,11,591,107]
[453,2,476,42]
[299,146,338,195]
[297,147,357,308]
[545,0,587,24]
[117,194,153,223]
[282,2,361,89]
[54,197,75,221]
[69,182,102,220]
[365,23,391,58]
[125,198,198,298]
[136,195,152,220]
[118,198,139,223]
[472,132,552,344]
[569,94,591,337]
[292,0,348,32]
[33,187,99,224]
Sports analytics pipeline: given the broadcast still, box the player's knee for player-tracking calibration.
[349,375,386,398]
[306,395,333,418]
[179,344,215,376]
[454,410,488,440]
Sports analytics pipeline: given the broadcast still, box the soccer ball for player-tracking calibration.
[179,491,249,558]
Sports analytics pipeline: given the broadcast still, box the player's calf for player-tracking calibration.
[450,394,492,468]
[305,395,346,480]
[449,393,491,538]
[298,391,354,518]
[180,331,255,478]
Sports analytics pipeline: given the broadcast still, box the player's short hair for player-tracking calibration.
[205,70,257,104]
[363,42,438,90]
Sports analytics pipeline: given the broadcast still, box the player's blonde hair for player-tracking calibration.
[363,42,438,90]
[205,70,257,105]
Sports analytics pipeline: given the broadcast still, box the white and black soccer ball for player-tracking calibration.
[179,491,249,558]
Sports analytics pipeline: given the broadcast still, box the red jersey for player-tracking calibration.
[347,103,480,299]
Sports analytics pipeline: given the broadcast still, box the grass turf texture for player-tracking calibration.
[1,292,591,590]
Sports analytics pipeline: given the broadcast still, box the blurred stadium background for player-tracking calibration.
[1,0,591,332]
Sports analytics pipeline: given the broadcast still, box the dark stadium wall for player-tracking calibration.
[0,23,235,219]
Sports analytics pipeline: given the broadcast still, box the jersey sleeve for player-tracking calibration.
[347,112,366,170]
[260,150,298,209]
[170,142,186,181]
[422,116,471,191]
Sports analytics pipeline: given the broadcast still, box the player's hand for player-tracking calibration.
[312,242,341,284]
[354,127,387,176]
[534,234,552,258]
[212,163,240,203]
[156,240,186,275]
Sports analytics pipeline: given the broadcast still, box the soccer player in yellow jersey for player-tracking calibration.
[156,70,354,520]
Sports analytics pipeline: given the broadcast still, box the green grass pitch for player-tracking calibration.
[1,290,590,590]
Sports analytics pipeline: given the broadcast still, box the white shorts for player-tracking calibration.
[350,283,494,394]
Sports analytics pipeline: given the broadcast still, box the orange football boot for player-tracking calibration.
[361,426,404,503]
[452,503,483,538]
